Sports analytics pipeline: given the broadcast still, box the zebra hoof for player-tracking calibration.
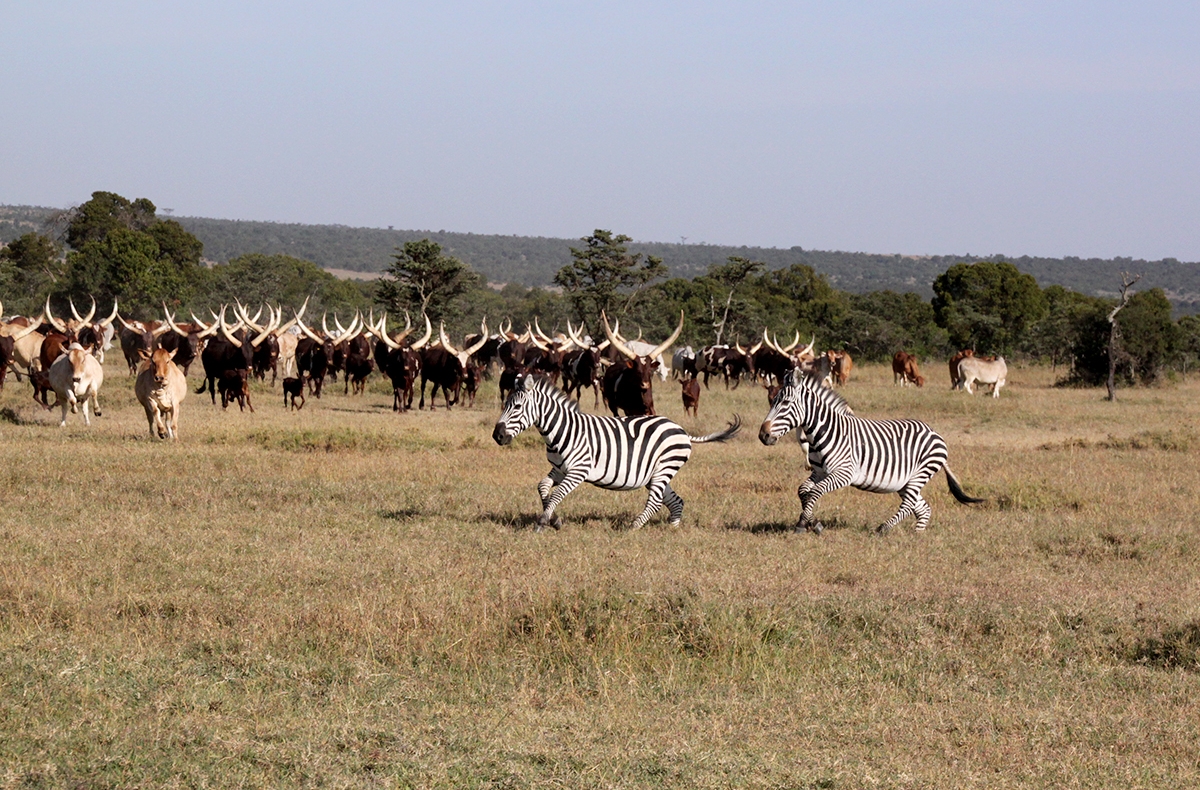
[875,523,894,535]
[809,521,824,535]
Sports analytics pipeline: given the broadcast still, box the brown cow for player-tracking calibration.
[681,377,700,417]
[948,349,974,390]
[892,351,925,387]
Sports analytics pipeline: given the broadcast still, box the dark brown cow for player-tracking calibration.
[418,323,488,410]
[219,368,254,412]
[370,313,431,411]
[681,377,700,417]
[599,310,683,417]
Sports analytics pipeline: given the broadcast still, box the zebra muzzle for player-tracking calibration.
[759,421,778,446]
[492,423,512,446]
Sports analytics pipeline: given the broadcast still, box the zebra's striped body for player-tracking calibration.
[493,375,740,530]
[759,370,981,534]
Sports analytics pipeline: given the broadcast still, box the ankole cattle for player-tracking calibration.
[681,376,700,417]
[600,310,683,417]
[419,323,489,410]
[370,312,431,412]
[282,376,306,410]
[47,342,104,426]
[135,347,188,439]
[219,368,254,412]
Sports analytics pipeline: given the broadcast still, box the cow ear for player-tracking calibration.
[138,349,151,360]
[167,348,177,360]
[651,360,660,369]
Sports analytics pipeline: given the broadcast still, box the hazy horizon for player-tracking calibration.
[2,3,1196,261]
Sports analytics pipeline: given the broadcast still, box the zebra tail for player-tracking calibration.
[945,466,985,504]
[690,414,741,443]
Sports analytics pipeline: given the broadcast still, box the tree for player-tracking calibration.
[554,230,667,323]
[1105,273,1141,401]
[932,261,1047,354]
[704,256,764,345]
[0,232,64,313]
[374,239,481,324]
[206,253,370,317]
[66,191,157,249]
[56,191,206,316]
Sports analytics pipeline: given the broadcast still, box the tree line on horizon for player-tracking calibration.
[2,192,1198,387]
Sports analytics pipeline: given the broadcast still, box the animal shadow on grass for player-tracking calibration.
[379,508,422,522]
[730,516,855,535]
[477,510,626,532]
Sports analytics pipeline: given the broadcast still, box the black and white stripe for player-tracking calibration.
[493,375,740,530]
[759,370,982,534]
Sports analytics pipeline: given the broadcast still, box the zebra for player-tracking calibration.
[758,369,983,534]
[492,374,741,531]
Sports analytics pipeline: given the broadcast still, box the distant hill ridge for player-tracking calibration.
[3,204,1198,312]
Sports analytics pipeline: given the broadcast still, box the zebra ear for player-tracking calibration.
[520,375,535,392]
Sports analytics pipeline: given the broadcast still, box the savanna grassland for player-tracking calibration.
[1,360,1199,788]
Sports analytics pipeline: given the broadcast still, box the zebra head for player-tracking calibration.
[759,367,805,445]
[759,367,854,445]
[492,373,539,446]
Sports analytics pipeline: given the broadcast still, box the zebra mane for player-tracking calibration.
[526,374,581,412]
[794,370,854,415]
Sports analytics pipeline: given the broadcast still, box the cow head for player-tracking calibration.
[139,347,178,388]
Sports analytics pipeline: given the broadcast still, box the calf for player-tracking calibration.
[219,368,254,412]
[892,351,925,387]
[681,377,700,417]
[282,376,306,410]
[30,368,53,410]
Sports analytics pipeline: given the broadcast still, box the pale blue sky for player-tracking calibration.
[2,1,1197,259]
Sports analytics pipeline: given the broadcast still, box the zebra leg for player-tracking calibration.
[877,489,932,534]
[631,481,668,530]
[796,470,852,534]
[539,469,586,531]
[537,469,566,529]
[662,484,684,527]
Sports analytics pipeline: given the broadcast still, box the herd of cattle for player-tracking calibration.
[0,296,1010,438]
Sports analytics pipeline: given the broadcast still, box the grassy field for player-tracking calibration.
[1,360,1199,788]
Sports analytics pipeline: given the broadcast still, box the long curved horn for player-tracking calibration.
[334,314,348,337]
[783,331,803,354]
[372,314,401,349]
[749,339,763,354]
[601,311,638,361]
[534,317,554,345]
[274,296,308,336]
[69,297,85,323]
[98,299,118,327]
[236,301,264,333]
[439,322,459,356]
[735,340,746,355]
[12,312,45,340]
[795,336,814,358]
[567,320,588,349]
[117,315,141,333]
[44,297,67,333]
[464,319,489,356]
[647,310,685,361]
[321,312,333,339]
[192,312,219,338]
[251,305,281,347]
[409,313,433,350]
[295,314,323,344]
[219,306,243,348]
[164,304,189,337]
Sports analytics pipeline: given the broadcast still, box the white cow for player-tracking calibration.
[135,347,188,439]
[47,343,105,426]
[958,356,1007,398]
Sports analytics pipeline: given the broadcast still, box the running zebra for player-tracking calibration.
[759,369,983,534]
[492,374,741,531]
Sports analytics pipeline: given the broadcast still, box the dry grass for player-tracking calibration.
[1,361,1199,787]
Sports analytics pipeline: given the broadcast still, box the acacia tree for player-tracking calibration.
[374,238,480,324]
[705,256,764,345]
[554,229,667,324]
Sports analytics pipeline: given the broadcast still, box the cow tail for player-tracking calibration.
[689,414,741,443]
[945,466,985,504]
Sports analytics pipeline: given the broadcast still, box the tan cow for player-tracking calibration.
[47,342,104,426]
[830,350,853,386]
[958,355,1007,398]
[135,347,188,439]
